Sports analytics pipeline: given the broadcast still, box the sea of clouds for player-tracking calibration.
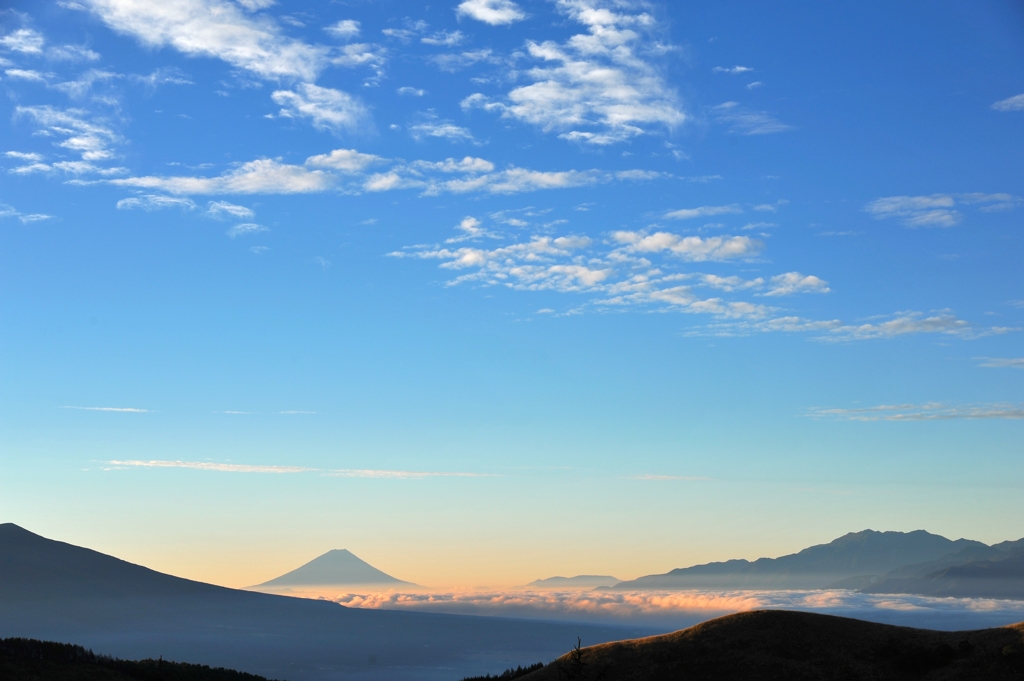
[310,588,1024,632]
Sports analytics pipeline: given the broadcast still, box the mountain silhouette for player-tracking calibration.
[0,523,649,681]
[866,547,1024,599]
[527,575,620,588]
[254,549,413,587]
[614,530,986,590]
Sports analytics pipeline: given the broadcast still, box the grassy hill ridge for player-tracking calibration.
[517,610,1024,681]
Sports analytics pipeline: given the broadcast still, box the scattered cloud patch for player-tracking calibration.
[0,202,54,224]
[976,357,1024,369]
[865,193,1018,227]
[665,204,742,220]
[992,94,1024,112]
[227,222,267,237]
[712,65,752,74]
[325,19,360,41]
[421,30,464,47]
[809,403,1024,421]
[271,83,368,133]
[761,272,830,297]
[106,459,488,477]
[116,194,197,211]
[0,28,45,54]
[206,200,254,218]
[62,406,149,412]
[713,102,792,135]
[409,119,476,143]
[15,105,120,162]
[397,86,426,96]
[823,311,1009,341]
[305,147,384,173]
[82,0,330,81]
[462,1,684,144]
[613,231,761,262]
[110,158,335,195]
[456,0,527,25]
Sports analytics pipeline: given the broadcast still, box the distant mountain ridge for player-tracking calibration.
[614,530,1024,595]
[527,575,620,588]
[0,523,641,681]
[254,549,413,588]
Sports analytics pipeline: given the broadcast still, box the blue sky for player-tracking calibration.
[1,0,1023,587]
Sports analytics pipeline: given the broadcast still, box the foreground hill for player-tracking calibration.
[252,548,415,589]
[519,610,1024,681]
[0,638,277,681]
[0,524,650,681]
[613,530,1024,594]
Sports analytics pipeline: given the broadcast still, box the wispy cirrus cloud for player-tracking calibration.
[808,403,1024,421]
[105,459,489,477]
[992,94,1024,112]
[664,204,742,220]
[0,201,53,224]
[865,193,1018,228]
[976,357,1024,369]
[271,83,368,133]
[62,406,150,412]
[712,102,792,135]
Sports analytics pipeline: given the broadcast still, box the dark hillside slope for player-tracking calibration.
[0,637,278,681]
[520,610,1024,681]
[615,530,985,590]
[0,524,650,681]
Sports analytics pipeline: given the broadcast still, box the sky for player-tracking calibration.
[1,0,1023,589]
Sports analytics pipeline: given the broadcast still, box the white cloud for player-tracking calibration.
[712,65,752,74]
[664,204,742,220]
[397,86,426,96]
[713,102,792,135]
[15,105,119,161]
[445,215,500,243]
[0,202,54,224]
[746,81,763,89]
[5,68,51,83]
[824,311,1008,341]
[47,45,102,62]
[305,148,384,173]
[271,83,368,133]
[432,49,498,72]
[864,194,960,227]
[421,30,464,47]
[5,151,44,162]
[761,272,830,297]
[698,274,763,292]
[235,0,276,10]
[108,459,311,473]
[411,157,495,174]
[612,231,762,261]
[809,403,1024,421]
[206,200,254,218]
[992,94,1024,112]
[462,0,683,144]
[325,19,360,40]
[106,459,487,477]
[116,194,197,211]
[977,357,1024,369]
[110,158,335,194]
[62,406,149,412]
[456,0,527,25]
[0,29,45,54]
[409,120,476,143]
[82,0,329,81]
[227,222,268,237]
